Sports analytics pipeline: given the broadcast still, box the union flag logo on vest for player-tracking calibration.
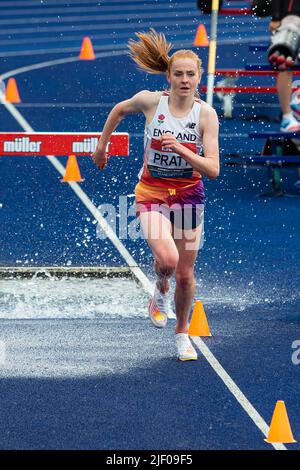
[158,114,165,125]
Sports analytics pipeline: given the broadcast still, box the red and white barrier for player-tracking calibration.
[0,132,129,156]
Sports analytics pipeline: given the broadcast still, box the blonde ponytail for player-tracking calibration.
[128,29,203,78]
[128,28,172,74]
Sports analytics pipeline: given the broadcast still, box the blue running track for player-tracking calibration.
[0,0,299,453]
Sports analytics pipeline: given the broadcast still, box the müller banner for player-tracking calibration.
[0,132,129,156]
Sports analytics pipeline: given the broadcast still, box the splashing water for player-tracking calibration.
[0,277,148,319]
[0,274,297,320]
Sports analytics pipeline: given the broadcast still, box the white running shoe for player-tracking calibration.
[175,333,198,361]
[280,114,300,133]
[148,284,171,328]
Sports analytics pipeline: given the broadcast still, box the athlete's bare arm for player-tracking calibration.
[159,102,220,179]
[92,91,160,170]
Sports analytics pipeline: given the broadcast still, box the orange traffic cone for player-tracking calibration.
[61,155,84,183]
[188,300,211,336]
[5,78,21,103]
[264,401,296,444]
[79,37,95,60]
[194,24,209,47]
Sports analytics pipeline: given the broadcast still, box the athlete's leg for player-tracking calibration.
[173,222,203,333]
[140,210,179,328]
[277,71,293,115]
[139,210,179,293]
[276,71,300,131]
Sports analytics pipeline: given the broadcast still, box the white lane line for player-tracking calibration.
[0,30,157,47]
[0,32,270,60]
[0,88,157,301]
[0,35,115,47]
[0,56,82,80]
[191,336,287,451]
[0,49,127,80]
[0,92,32,131]
[1,24,230,47]
[0,34,268,80]
[0,44,129,58]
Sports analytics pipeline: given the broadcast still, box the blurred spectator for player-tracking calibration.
[267,1,300,131]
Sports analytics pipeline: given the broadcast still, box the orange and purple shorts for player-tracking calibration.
[135,179,205,231]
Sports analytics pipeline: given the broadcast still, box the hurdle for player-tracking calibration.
[199,0,252,16]
[0,131,159,289]
[0,132,129,157]
[219,8,251,15]
[202,85,299,93]
[0,132,129,181]
[201,82,299,117]
[225,131,300,197]
[216,69,300,77]
[245,131,300,197]
[245,64,300,71]
[211,65,300,117]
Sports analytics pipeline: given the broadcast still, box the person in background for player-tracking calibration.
[266,0,300,131]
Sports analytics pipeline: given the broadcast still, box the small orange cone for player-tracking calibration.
[264,401,296,444]
[79,37,95,60]
[194,24,209,47]
[188,300,211,336]
[61,155,84,183]
[5,78,21,103]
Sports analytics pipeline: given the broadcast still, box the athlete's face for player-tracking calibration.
[167,58,201,97]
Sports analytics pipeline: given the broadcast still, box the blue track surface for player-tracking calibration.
[0,0,299,452]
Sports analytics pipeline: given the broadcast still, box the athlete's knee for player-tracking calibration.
[174,269,195,289]
[156,252,179,274]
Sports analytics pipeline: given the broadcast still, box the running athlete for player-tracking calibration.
[92,29,219,361]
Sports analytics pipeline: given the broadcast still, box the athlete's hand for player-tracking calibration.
[160,133,182,153]
[269,20,281,32]
[92,146,109,170]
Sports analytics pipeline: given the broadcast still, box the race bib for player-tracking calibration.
[147,139,196,178]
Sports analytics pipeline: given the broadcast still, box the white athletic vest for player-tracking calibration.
[139,92,203,187]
